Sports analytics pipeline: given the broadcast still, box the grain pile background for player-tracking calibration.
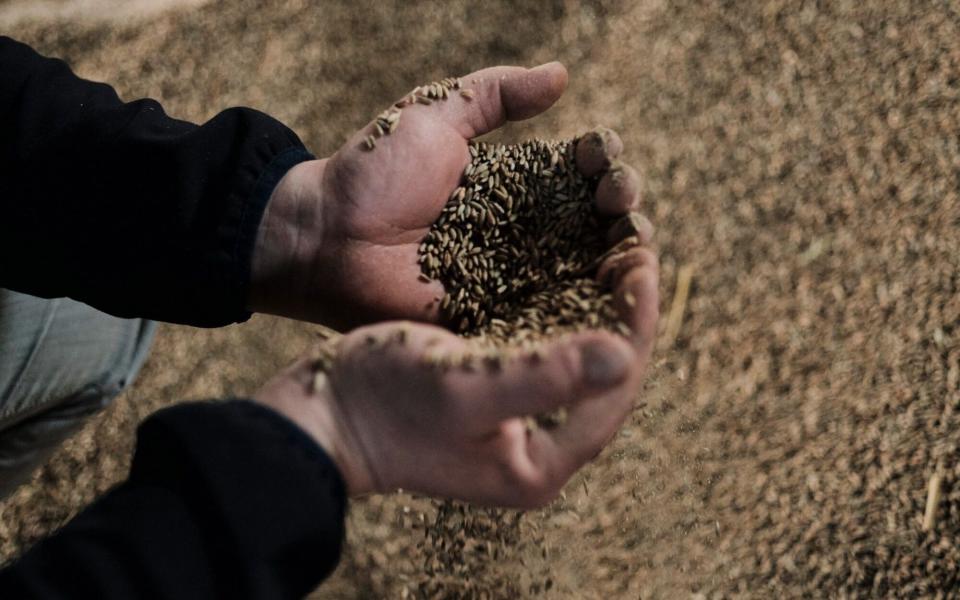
[1,1,959,597]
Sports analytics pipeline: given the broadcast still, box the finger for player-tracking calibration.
[475,394,634,509]
[574,127,623,177]
[448,419,556,509]
[611,251,660,366]
[596,245,652,286]
[526,382,634,485]
[450,330,636,427]
[433,63,569,139]
[606,212,654,247]
[595,161,642,216]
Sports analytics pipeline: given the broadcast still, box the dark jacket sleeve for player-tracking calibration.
[0,400,346,599]
[0,36,313,327]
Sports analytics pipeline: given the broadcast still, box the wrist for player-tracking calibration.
[254,365,376,497]
[247,158,330,319]
[306,373,379,496]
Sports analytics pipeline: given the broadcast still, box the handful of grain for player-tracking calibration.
[418,135,634,350]
[312,131,642,372]
[317,75,641,362]
[311,127,643,370]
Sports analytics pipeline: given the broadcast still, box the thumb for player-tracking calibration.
[437,62,569,139]
[450,330,636,428]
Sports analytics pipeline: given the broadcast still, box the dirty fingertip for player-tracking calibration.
[596,162,641,215]
[575,126,622,177]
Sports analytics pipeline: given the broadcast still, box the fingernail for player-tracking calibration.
[594,127,618,156]
[532,61,563,71]
[575,127,619,177]
[580,340,631,389]
[607,161,627,186]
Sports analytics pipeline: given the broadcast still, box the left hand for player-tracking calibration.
[254,241,659,506]
[248,62,643,330]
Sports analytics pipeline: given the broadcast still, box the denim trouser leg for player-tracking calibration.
[0,289,156,499]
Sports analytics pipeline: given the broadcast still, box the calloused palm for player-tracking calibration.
[251,63,642,329]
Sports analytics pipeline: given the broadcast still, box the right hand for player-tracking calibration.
[249,62,644,330]
[255,243,658,508]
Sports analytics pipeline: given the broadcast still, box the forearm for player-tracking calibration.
[0,36,311,327]
[0,401,346,599]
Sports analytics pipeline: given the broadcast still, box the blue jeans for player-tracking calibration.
[0,289,155,499]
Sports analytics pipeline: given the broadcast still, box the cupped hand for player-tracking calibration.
[249,62,643,329]
[254,244,658,508]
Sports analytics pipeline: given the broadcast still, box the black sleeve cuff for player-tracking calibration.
[234,147,315,324]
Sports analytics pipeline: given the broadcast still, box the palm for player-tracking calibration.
[320,110,468,325]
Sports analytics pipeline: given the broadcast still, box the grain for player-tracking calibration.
[405,133,628,598]
[14,4,960,598]
[364,79,462,150]
[419,137,626,350]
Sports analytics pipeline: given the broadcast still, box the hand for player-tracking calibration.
[254,243,658,508]
[248,62,644,329]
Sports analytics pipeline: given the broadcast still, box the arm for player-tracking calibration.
[0,401,345,599]
[0,36,311,327]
